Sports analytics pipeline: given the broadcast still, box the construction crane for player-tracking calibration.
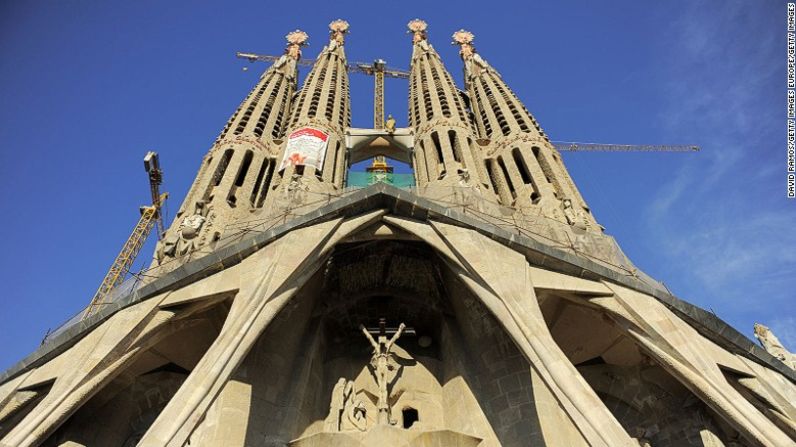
[237,52,409,129]
[237,52,699,153]
[551,142,699,152]
[238,52,411,171]
[347,59,409,171]
[82,152,168,319]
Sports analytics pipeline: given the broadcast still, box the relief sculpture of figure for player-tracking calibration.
[385,114,396,134]
[562,198,585,229]
[341,380,367,432]
[754,323,796,369]
[359,320,406,425]
[325,378,368,432]
[324,377,347,431]
[155,200,210,263]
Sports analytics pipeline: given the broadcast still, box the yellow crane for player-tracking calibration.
[82,152,167,319]
[237,53,409,129]
[238,52,410,170]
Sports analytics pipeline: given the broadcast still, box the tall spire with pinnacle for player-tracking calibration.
[406,20,495,200]
[453,29,598,229]
[266,20,352,207]
[153,30,308,266]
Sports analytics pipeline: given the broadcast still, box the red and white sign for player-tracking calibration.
[279,127,329,171]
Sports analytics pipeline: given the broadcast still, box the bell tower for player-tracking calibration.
[154,30,307,264]
[265,20,352,210]
[406,20,496,200]
[453,30,597,228]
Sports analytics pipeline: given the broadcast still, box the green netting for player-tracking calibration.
[347,172,415,188]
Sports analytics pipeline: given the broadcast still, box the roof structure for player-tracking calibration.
[3,183,792,385]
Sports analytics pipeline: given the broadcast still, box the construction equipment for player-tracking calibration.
[239,52,412,170]
[551,142,699,152]
[237,52,699,153]
[237,52,409,129]
[346,59,409,170]
[237,52,312,67]
[348,59,410,128]
[82,152,168,319]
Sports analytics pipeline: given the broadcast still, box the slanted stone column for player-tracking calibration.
[592,282,794,447]
[139,211,385,446]
[0,294,225,447]
[380,215,634,446]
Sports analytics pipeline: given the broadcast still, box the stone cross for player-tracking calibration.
[359,318,412,425]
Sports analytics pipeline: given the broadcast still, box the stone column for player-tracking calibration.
[592,282,794,447]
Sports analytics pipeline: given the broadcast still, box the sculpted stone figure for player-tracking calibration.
[325,378,367,432]
[562,198,600,233]
[385,115,396,134]
[360,320,406,425]
[754,323,796,369]
[456,168,472,187]
[562,198,584,228]
[155,200,210,263]
[324,378,347,431]
[287,173,309,192]
[341,381,367,432]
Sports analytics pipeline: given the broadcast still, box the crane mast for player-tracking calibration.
[346,59,408,169]
[82,152,167,319]
[373,60,385,129]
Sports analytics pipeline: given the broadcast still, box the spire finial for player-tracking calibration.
[407,19,428,44]
[285,30,309,60]
[329,19,350,45]
[452,29,476,59]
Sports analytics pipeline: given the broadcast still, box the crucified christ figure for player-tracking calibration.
[359,319,406,425]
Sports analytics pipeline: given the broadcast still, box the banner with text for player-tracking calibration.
[279,127,329,172]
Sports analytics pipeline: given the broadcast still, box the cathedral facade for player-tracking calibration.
[1,20,795,447]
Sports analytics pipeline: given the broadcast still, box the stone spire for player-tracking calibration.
[266,20,352,207]
[406,20,496,201]
[153,30,307,265]
[453,29,598,229]
[215,30,307,146]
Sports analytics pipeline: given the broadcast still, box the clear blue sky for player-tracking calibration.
[0,1,792,371]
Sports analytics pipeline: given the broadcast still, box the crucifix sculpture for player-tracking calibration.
[359,318,411,425]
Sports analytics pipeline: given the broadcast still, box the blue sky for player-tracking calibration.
[0,1,792,371]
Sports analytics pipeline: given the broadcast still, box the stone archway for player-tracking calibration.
[537,292,742,445]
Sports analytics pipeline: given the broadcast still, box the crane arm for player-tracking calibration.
[235,52,697,152]
[236,52,315,67]
[381,68,410,79]
[82,206,157,319]
[551,142,700,152]
[349,60,409,78]
[239,52,410,77]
